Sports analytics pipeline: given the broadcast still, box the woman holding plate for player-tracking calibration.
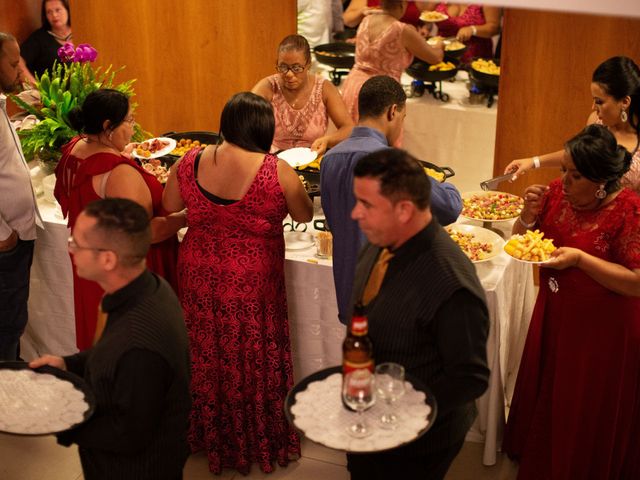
[252,34,353,155]
[503,124,640,479]
[54,88,185,350]
[421,3,501,64]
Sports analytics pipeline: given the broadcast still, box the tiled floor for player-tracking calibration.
[0,433,518,480]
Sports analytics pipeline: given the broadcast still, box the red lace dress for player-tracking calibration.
[503,180,640,480]
[54,137,179,350]
[341,14,413,122]
[434,3,493,64]
[268,74,328,152]
[176,149,299,474]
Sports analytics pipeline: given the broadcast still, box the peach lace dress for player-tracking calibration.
[268,74,328,152]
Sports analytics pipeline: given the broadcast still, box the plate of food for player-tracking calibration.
[141,158,170,184]
[0,362,95,436]
[278,147,318,168]
[504,229,556,264]
[420,11,449,22]
[446,224,505,263]
[460,191,524,222]
[132,137,177,159]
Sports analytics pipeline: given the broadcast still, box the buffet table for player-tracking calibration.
[24,197,533,466]
[401,71,498,194]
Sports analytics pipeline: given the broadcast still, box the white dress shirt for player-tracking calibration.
[0,94,42,241]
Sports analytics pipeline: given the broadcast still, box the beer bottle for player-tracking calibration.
[342,303,373,375]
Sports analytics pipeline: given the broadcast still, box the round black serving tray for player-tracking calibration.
[0,361,96,436]
[285,366,438,453]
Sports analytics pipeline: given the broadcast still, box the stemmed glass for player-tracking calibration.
[342,370,376,437]
[375,362,405,429]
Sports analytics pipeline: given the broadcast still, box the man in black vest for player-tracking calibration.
[31,198,191,480]
[347,149,490,480]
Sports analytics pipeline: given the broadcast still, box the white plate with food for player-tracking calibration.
[446,224,505,263]
[278,147,318,168]
[141,159,170,184]
[503,229,556,264]
[420,11,449,22]
[460,191,524,223]
[132,137,176,160]
[284,231,315,251]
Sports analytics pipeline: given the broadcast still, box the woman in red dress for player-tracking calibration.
[54,89,185,350]
[162,92,313,474]
[503,124,640,479]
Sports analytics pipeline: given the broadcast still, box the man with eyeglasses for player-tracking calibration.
[0,32,42,360]
[31,198,191,480]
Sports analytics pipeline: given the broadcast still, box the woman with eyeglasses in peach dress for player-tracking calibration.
[252,34,353,155]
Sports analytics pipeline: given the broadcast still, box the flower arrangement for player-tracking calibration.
[10,42,147,165]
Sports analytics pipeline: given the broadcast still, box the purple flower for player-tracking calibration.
[73,44,98,63]
[57,42,76,62]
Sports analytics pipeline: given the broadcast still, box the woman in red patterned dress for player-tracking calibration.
[503,124,640,479]
[252,34,353,155]
[162,92,313,474]
[54,89,185,350]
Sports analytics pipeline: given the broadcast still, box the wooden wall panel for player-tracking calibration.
[0,0,41,43]
[495,9,640,195]
[68,0,296,135]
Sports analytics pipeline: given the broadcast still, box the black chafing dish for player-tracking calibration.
[405,59,460,102]
[158,130,221,165]
[313,42,356,86]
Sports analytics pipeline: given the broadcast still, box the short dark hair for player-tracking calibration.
[277,34,311,64]
[358,75,407,119]
[84,198,151,267]
[219,92,275,154]
[0,32,16,57]
[67,89,129,135]
[565,124,633,193]
[592,56,640,134]
[41,0,71,31]
[354,148,431,209]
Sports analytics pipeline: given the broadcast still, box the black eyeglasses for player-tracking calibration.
[276,63,307,74]
[67,236,109,253]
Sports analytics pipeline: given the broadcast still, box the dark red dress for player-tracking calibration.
[176,149,299,474]
[54,137,179,350]
[503,180,640,480]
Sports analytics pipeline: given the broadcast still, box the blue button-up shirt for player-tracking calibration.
[320,126,462,324]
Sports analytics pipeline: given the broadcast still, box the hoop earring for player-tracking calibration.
[595,184,607,199]
[621,109,628,123]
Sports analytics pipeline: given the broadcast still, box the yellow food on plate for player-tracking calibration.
[504,229,556,262]
[446,227,494,262]
[297,155,322,171]
[428,61,456,72]
[424,167,445,182]
[445,40,465,51]
[471,59,500,75]
[420,11,448,22]
[169,138,209,157]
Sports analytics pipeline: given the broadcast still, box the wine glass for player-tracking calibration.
[342,369,376,437]
[375,362,405,429]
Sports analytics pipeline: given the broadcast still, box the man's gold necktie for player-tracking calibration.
[362,248,394,305]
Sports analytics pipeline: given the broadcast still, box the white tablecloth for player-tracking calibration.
[401,71,498,194]
[24,195,532,466]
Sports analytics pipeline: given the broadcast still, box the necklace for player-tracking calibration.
[48,30,73,42]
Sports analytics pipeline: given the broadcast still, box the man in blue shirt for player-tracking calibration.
[321,75,462,324]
